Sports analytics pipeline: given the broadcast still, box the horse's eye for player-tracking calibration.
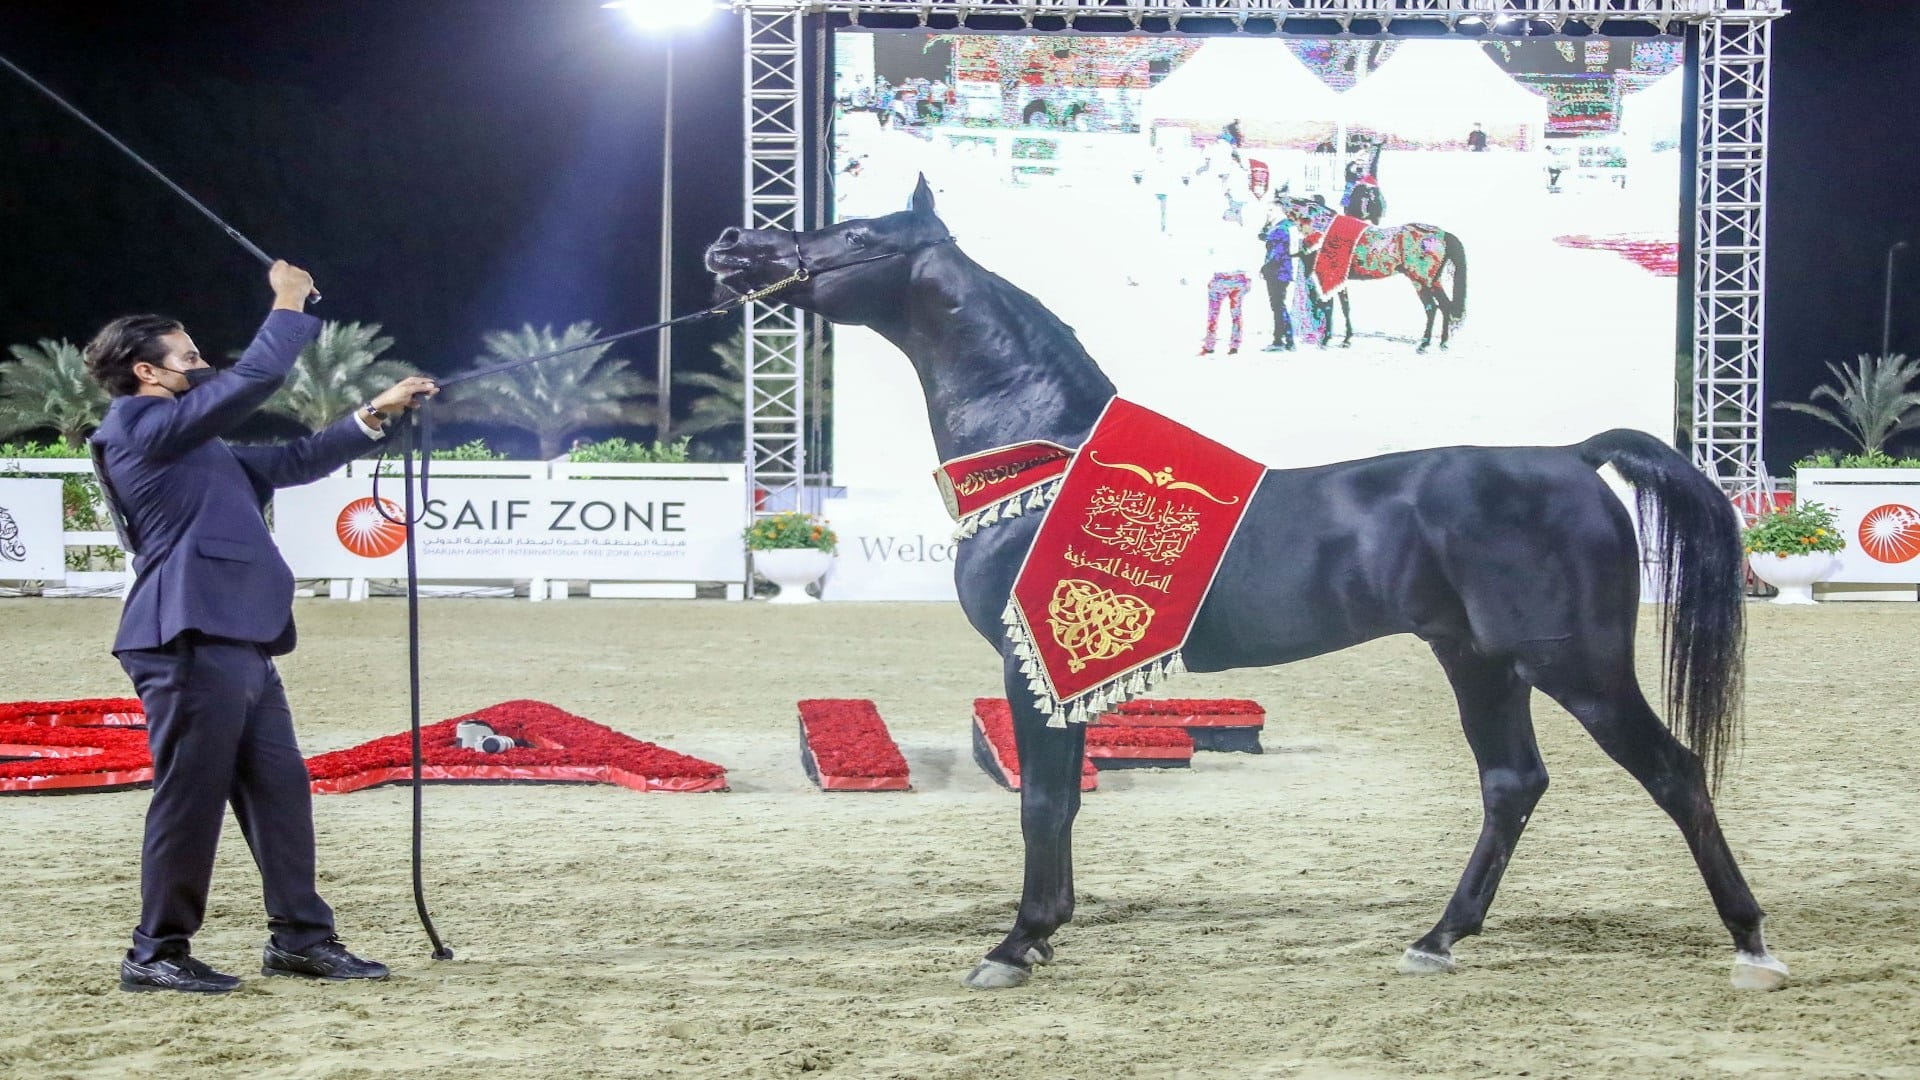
[846,232,868,249]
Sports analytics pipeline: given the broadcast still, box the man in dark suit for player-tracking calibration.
[87,260,438,993]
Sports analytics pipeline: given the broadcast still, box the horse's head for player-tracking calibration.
[1272,193,1333,234]
[705,175,953,327]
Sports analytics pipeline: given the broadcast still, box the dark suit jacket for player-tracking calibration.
[91,310,378,655]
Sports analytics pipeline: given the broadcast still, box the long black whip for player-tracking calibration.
[0,50,318,299]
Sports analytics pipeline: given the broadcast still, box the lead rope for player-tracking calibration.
[363,236,936,959]
[397,410,452,959]
[365,272,798,961]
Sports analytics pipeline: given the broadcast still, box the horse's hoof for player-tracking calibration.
[1397,947,1456,975]
[1025,941,1055,966]
[963,959,1032,990]
[1731,952,1789,991]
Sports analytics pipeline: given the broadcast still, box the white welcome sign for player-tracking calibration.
[820,489,961,602]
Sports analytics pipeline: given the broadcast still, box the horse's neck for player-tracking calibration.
[882,253,1115,462]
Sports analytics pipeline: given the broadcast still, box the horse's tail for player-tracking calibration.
[1438,230,1467,325]
[1575,429,1746,789]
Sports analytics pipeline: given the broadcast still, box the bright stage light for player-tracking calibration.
[601,0,720,31]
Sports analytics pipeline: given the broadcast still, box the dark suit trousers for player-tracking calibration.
[1261,261,1295,345]
[119,634,335,962]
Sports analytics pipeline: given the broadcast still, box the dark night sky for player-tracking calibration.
[2,1,1917,468]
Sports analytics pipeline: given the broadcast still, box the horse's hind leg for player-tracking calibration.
[1338,292,1354,347]
[1402,640,1547,975]
[1515,644,1786,990]
[1416,286,1438,353]
[964,662,1086,989]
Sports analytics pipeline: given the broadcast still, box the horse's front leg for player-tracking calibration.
[965,661,1087,990]
[1338,291,1354,347]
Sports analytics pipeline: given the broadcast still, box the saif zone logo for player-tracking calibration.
[1858,503,1920,564]
[0,505,25,563]
[335,497,408,559]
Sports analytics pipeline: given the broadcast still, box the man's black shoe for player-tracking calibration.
[120,954,241,994]
[262,937,389,981]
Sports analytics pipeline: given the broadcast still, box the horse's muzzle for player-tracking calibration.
[704,228,796,295]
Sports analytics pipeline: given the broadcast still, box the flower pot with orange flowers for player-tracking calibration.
[745,512,838,604]
[1742,500,1844,604]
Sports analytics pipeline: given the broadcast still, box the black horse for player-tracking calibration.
[705,179,1787,993]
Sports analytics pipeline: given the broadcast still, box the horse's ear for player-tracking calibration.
[909,174,936,215]
[1311,193,1328,207]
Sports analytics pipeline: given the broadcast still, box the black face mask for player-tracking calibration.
[172,367,219,395]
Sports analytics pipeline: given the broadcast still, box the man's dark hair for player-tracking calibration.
[85,315,184,397]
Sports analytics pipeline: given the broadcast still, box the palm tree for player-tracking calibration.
[267,321,414,431]
[673,328,748,440]
[1773,353,1920,455]
[449,322,655,460]
[675,328,833,465]
[0,339,107,447]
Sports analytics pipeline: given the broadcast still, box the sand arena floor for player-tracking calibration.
[0,598,1916,1078]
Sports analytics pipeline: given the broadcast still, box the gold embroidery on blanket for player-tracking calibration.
[1062,545,1174,594]
[1046,578,1155,673]
[1087,451,1241,504]
[1080,486,1202,565]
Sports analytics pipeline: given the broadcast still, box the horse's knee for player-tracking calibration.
[1481,764,1548,820]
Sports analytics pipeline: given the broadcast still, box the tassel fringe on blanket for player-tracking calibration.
[1002,597,1189,728]
[953,477,1065,541]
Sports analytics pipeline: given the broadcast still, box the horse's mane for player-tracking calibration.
[945,247,1116,396]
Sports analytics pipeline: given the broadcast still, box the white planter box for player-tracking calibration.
[1795,469,1920,590]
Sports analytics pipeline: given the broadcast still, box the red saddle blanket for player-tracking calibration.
[1307,212,1371,299]
[1002,399,1266,727]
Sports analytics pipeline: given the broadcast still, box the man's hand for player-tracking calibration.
[269,261,318,312]
[369,376,440,419]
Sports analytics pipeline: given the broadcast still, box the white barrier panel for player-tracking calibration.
[1795,469,1920,587]
[820,490,960,602]
[0,478,65,580]
[274,471,746,583]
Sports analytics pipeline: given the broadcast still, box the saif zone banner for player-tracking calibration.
[274,473,747,582]
[0,478,65,580]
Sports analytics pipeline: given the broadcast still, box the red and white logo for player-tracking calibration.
[335,497,407,559]
[1858,503,1920,564]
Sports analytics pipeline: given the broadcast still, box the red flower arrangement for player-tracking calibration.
[1098,698,1267,754]
[0,722,153,793]
[971,698,1097,792]
[1084,722,1194,770]
[304,700,727,794]
[0,698,145,727]
[796,699,910,791]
